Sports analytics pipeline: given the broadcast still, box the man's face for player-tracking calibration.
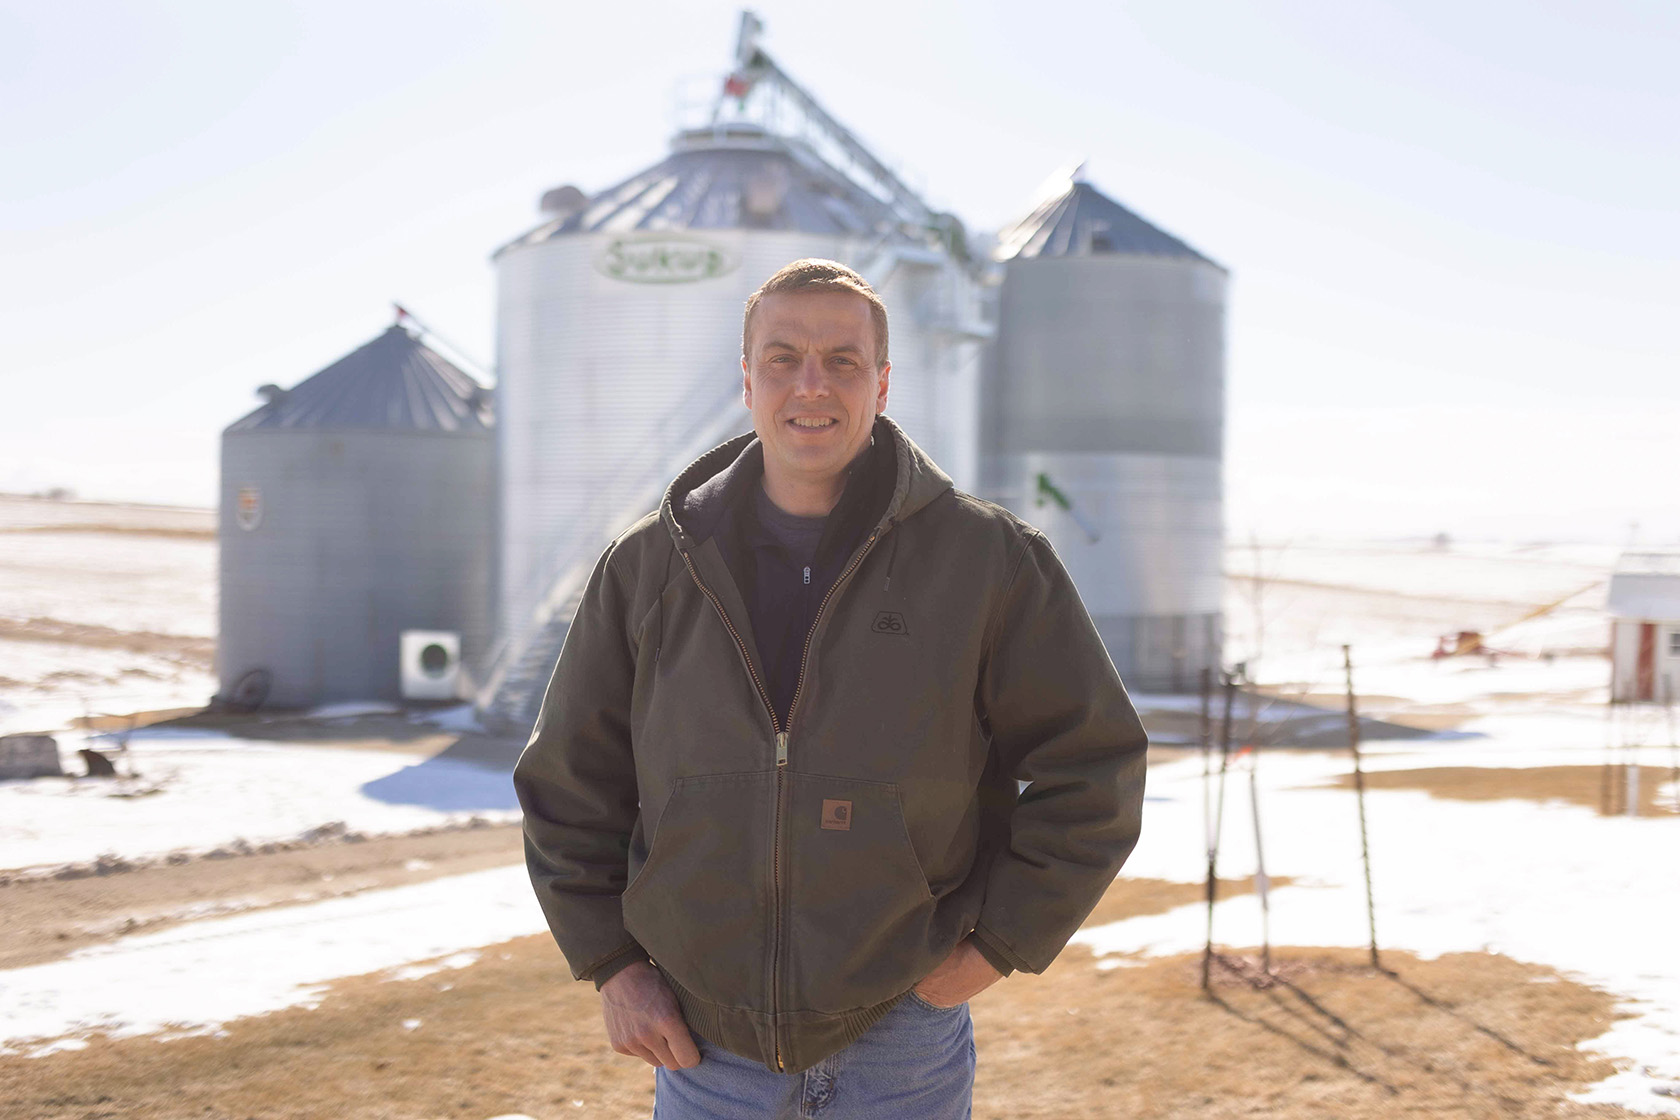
[742,289,890,491]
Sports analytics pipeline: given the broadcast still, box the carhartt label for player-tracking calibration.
[872,611,908,637]
[821,799,852,830]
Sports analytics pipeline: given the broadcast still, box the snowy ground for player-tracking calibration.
[1224,537,1615,700]
[1073,731,1680,1114]
[3,516,1674,1113]
[1127,537,1680,1114]
[1,867,540,1058]
[0,494,216,736]
[0,726,521,873]
[0,719,535,1056]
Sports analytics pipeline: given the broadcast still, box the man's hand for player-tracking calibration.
[599,961,702,1069]
[911,936,1004,1009]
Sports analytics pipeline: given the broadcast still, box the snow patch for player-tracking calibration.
[1075,739,1680,1115]
[0,866,544,1054]
[384,951,482,982]
[304,701,404,720]
[0,732,519,873]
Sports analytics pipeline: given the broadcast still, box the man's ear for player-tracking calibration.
[741,357,752,409]
[875,359,891,413]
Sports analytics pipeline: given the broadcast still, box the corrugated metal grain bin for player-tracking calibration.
[981,171,1227,690]
[491,122,983,654]
[217,325,495,708]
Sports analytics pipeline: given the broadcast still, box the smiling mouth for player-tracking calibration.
[787,417,838,430]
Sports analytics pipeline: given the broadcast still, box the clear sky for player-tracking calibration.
[3,0,1676,543]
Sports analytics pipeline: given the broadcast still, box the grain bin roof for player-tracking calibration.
[497,124,908,254]
[226,326,491,433]
[994,175,1220,267]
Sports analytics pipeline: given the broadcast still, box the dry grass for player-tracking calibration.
[0,524,214,540]
[0,875,1640,1120]
[1324,764,1680,816]
[150,712,527,769]
[68,708,208,733]
[1282,697,1490,733]
[0,618,213,665]
[977,944,1632,1120]
[1081,874,1278,928]
[0,824,524,970]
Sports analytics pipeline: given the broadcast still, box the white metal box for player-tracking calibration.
[400,630,462,701]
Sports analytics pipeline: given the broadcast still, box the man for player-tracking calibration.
[513,259,1148,1116]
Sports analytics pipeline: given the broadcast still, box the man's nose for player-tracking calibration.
[793,356,829,396]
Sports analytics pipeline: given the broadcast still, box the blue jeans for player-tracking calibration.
[653,991,976,1119]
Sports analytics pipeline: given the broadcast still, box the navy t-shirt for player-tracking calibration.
[721,437,893,728]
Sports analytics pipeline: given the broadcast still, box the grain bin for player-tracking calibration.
[980,169,1226,690]
[218,325,494,708]
[484,37,987,726]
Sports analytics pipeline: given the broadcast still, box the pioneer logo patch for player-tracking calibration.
[871,611,909,637]
[821,799,853,830]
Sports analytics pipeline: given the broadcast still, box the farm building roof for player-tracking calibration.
[225,326,491,434]
[498,124,909,254]
[1607,551,1680,619]
[993,175,1220,266]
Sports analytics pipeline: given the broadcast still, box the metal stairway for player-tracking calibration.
[477,378,748,735]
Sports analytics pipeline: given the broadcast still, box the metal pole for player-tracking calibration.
[1202,671,1236,991]
[1199,666,1213,867]
[1610,699,1627,815]
[1627,753,1640,818]
[1247,745,1271,974]
[1342,645,1381,970]
[1602,701,1616,816]
[1666,684,1679,814]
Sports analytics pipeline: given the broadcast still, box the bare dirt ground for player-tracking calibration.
[1323,764,1680,817]
[0,495,218,729]
[1134,698,1436,751]
[1263,691,1492,732]
[0,524,214,540]
[148,710,527,767]
[0,874,1639,1120]
[0,823,524,970]
[0,495,214,537]
[0,618,214,664]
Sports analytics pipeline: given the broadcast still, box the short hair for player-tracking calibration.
[741,258,889,371]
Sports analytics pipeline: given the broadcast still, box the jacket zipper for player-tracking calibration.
[679,547,787,1069]
[678,548,779,734]
[678,527,882,1072]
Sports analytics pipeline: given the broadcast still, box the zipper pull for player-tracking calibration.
[775,731,789,767]
[802,565,810,585]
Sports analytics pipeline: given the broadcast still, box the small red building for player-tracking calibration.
[1607,551,1680,704]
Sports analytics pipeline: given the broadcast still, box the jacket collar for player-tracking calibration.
[660,415,953,551]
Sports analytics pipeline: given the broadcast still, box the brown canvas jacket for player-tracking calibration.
[512,416,1148,1074]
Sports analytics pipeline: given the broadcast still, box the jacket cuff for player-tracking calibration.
[585,940,651,990]
[970,925,1023,977]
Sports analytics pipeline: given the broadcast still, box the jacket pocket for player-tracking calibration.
[782,773,940,1013]
[622,771,774,1010]
[905,988,966,1014]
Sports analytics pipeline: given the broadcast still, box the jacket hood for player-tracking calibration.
[659,415,953,550]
